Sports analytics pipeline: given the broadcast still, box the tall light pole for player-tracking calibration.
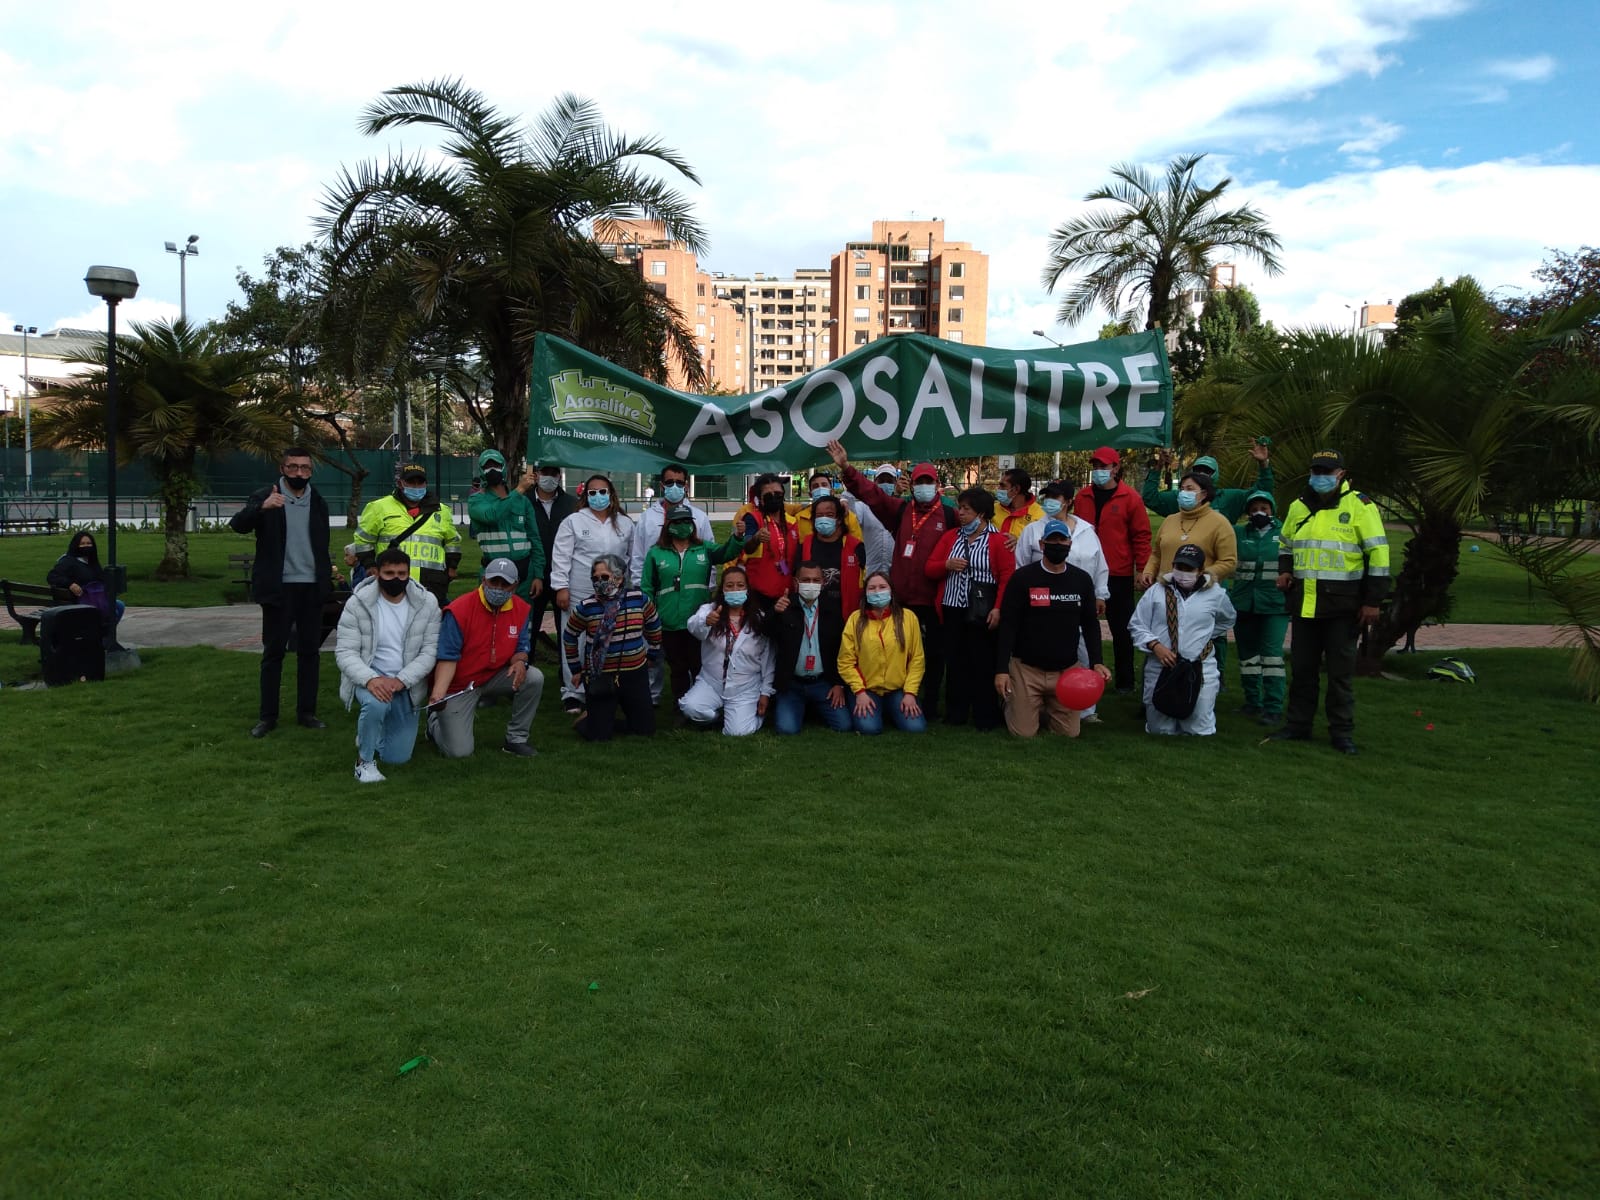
[810,317,837,367]
[12,323,36,494]
[164,235,199,324]
[84,266,140,596]
[1031,328,1067,349]
[1033,331,1069,477]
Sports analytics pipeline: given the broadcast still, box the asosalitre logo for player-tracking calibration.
[548,370,657,437]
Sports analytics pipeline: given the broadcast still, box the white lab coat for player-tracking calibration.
[679,602,777,735]
[552,509,635,701]
[629,500,715,587]
[1128,574,1238,736]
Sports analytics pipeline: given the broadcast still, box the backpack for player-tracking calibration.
[1150,584,1213,720]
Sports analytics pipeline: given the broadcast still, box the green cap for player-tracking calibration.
[478,448,506,471]
[1193,455,1220,475]
[1243,488,1276,513]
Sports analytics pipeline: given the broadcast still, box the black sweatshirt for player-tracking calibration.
[995,561,1103,672]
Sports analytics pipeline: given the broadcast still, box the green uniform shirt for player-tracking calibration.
[468,487,546,581]
[640,535,745,630]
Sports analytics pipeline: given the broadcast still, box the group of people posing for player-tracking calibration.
[227,435,1390,784]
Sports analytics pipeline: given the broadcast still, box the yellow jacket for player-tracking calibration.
[992,498,1045,538]
[1152,504,1237,580]
[838,609,926,697]
[354,493,462,572]
[734,500,864,543]
[1278,484,1391,617]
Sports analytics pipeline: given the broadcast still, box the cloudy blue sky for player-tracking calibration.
[2,0,1595,352]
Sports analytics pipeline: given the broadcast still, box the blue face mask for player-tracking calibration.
[662,483,686,503]
[913,483,937,504]
[402,485,427,502]
[1041,498,1064,517]
[1309,473,1340,494]
[995,488,1011,507]
[1177,490,1201,511]
[588,491,611,511]
[814,516,838,538]
[1091,469,1113,488]
[961,517,981,535]
[811,487,831,501]
[483,586,512,608]
[866,590,892,609]
[879,482,897,496]
[722,590,748,608]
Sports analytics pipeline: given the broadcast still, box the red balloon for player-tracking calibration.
[1055,666,1105,710]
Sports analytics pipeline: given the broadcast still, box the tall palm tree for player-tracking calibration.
[35,319,295,579]
[319,79,707,464]
[1042,153,1283,332]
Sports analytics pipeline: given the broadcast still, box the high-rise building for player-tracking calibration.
[827,219,988,354]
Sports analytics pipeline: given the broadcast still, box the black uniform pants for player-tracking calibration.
[1286,613,1359,738]
[940,609,1002,730]
[906,603,944,720]
[260,583,323,721]
[579,668,656,742]
[1105,574,1137,691]
[528,577,557,661]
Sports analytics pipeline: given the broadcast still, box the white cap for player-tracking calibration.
[873,463,900,478]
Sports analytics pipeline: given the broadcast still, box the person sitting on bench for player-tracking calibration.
[46,530,125,638]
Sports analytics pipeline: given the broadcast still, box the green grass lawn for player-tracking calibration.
[2,643,1595,1197]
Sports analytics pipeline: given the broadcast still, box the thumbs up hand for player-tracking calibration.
[262,484,285,510]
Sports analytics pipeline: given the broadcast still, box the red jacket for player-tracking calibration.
[739,512,799,599]
[442,589,531,689]
[801,533,864,618]
[841,464,952,607]
[924,528,1016,621]
[1072,483,1151,577]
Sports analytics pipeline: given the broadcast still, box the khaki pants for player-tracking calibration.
[1004,658,1081,739]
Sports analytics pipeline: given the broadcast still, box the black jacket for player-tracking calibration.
[229,483,332,604]
[773,597,846,691]
[531,488,580,582]
[46,530,108,601]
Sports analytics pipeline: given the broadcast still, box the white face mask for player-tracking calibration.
[1171,569,1199,588]
[797,582,823,603]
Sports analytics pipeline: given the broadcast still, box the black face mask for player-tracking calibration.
[483,469,504,487]
[74,545,94,559]
[1041,542,1070,564]
[283,474,309,492]
[760,493,785,514]
[378,576,409,597]
[1248,511,1273,530]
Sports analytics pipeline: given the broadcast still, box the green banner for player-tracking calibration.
[528,330,1172,472]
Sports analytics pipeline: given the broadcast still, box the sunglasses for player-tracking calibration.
[588,489,611,497]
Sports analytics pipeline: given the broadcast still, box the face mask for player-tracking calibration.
[662,483,686,503]
[814,516,838,538]
[797,582,823,603]
[588,491,611,511]
[1042,542,1070,564]
[866,589,892,609]
[760,492,785,514]
[1041,498,1063,517]
[284,475,309,492]
[912,483,936,504]
[1309,473,1340,494]
[960,517,981,535]
[722,589,748,608]
[811,487,831,501]
[1091,469,1113,488]
[1248,511,1273,530]
[483,469,504,487]
[1171,569,1199,588]
[378,576,408,597]
[537,475,559,493]
[668,522,693,539]
[591,577,617,598]
[1177,490,1201,511]
[483,586,513,608]
[995,488,1011,507]
[74,545,94,559]
[402,485,427,502]
[879,482,897,496]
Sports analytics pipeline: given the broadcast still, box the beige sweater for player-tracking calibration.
[1151,504,1237,580]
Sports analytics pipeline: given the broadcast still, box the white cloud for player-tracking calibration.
[50,299,181,334]
[1485,55,1556,83]
[1338,118,1404,157]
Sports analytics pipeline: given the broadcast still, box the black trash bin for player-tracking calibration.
[39,604,106,686]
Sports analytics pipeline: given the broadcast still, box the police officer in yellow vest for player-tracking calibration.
[1269,449,1389,755]
[467,449,546,604]
[355,463,462,608]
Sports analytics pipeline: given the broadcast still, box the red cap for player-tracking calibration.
[1090,446,1121,466]
[911,462,938,482]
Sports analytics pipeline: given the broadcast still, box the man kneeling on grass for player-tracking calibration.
[335,549,441,784]
[428,558,543,758]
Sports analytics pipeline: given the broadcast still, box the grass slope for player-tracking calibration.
[2,646,1596,1197]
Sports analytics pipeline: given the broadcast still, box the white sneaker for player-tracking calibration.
[354,759,386,784]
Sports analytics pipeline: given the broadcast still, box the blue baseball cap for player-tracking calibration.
[1041,519,1073,540]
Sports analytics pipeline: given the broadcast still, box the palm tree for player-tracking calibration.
[319,79,707,464]
[35,319,296,579]
[1042,153,1283,332]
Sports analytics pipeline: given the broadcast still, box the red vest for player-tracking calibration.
[444,590,530,689]
[802,534,864,618]
[740,513,799,599]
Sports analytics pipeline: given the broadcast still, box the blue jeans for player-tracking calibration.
[354,686,419,764]
[851,689,928,735]
[774,678,853,735]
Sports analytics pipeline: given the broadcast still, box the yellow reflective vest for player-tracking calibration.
[1277,484,1390,618]
[355,493,462,573]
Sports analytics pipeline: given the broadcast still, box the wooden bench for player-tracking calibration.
[1,579,59,645]
[229,553,255,587]
[0,516,60,536]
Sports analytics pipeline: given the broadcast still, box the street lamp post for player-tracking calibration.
[1033,330,1070,477]
[84,266,140,596]
[164,235,199,324]
[12,323,37,494]
[810,317,837,368]
[433,371,444,486]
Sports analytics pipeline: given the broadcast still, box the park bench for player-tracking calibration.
[229,553,255,588]
[1,579,58,645]
[0,516,61,536]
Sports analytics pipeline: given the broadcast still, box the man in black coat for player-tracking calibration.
[527,462,579,658]
[229,447,333,737]
[770,561,852,734]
